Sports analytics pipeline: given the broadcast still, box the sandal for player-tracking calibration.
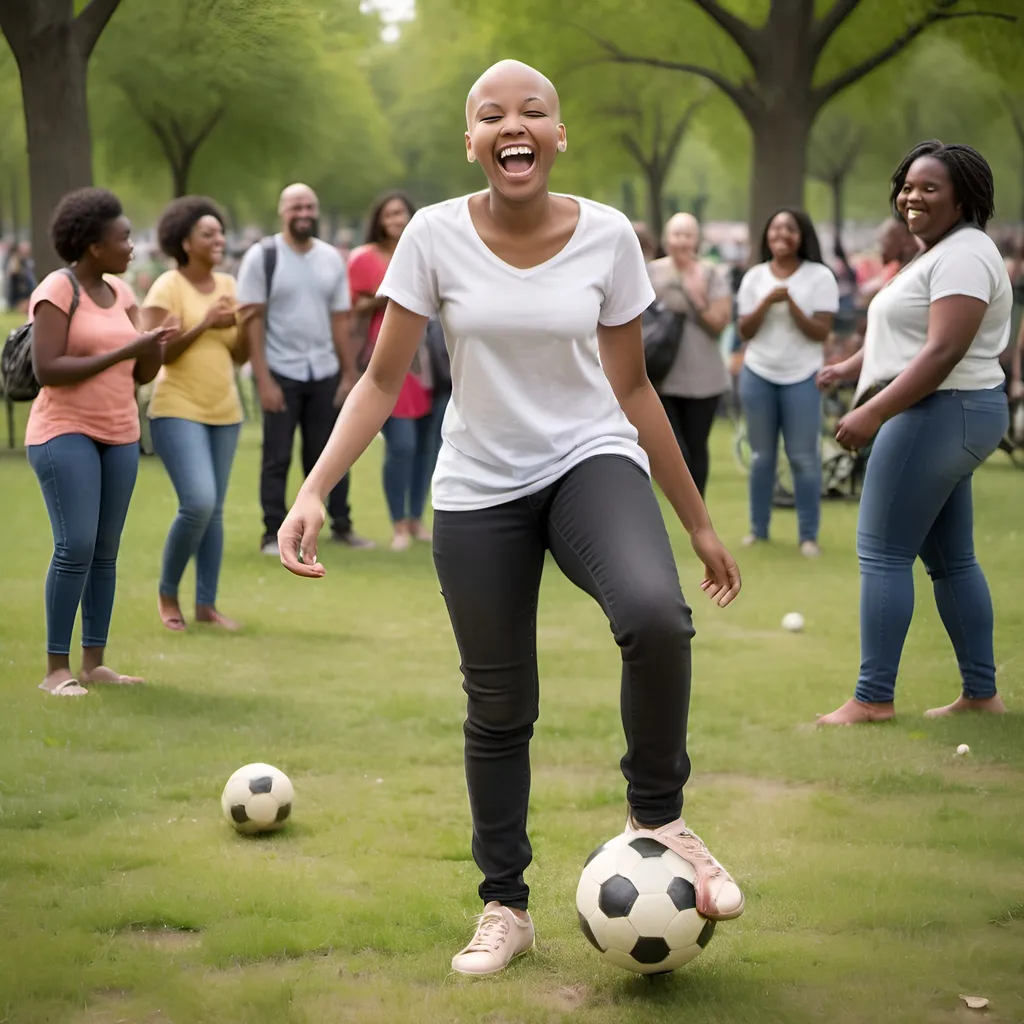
[38,679,88,697]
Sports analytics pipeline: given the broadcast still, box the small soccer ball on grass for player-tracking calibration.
[221,763,293,834]
[782,611,805,632]
[576,833,716,975]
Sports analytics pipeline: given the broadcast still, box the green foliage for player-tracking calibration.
[91,0,397,220]
[1,422,1023,1022]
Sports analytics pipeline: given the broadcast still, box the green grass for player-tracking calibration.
[1,416,1023,1024]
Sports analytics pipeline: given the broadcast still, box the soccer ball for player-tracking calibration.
[576,832,715,974]
[220,763,293,834]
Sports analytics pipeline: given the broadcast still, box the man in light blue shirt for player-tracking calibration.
[237,183,374,552]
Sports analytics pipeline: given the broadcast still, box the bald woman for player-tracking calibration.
[278,60,745,974]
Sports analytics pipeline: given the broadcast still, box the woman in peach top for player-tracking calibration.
[26,188,173,696]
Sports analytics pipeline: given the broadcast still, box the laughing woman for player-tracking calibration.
[277,59,744,975]
[817,141,1011,725]
[142,196,247,632]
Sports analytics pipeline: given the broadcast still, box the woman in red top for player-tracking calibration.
[349,192,434,551]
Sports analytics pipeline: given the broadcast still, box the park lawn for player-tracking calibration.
[1,415,1022,1024]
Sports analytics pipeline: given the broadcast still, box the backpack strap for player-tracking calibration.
[260,237,277,308]
[59,266,81,319]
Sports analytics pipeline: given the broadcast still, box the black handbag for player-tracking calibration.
[642,300,685,385]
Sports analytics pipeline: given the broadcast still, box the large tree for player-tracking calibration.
[460,0,1016,238]
[91,0,396,221]
[0,0,122,275]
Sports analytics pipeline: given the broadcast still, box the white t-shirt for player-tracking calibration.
[856,226,1011,399]
[378,193,656,511]
[737,261,839,385]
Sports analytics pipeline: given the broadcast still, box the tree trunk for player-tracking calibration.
[645,164,665,239]
[171,158,190,199]
[831,175,844,253]
[18,43,94,275]
[748,104,813,257]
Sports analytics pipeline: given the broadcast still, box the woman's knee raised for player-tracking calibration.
[615,588,695,653]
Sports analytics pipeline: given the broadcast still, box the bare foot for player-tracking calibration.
[38,669,88,697]
[78,666,144,686]
[391,524,412,551]
[925,694,1007,718]
[410,521,432,542]
[195,606,241,631]
[158,594,187,632]
[816,697,895,726]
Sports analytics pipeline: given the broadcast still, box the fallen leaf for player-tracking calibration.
[959,995,990,1010]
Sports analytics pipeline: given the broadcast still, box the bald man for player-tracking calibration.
[237,183,374,553]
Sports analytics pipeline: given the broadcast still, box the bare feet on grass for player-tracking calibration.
[79,647,143,685]
[78,666,144,685]
[925,694,1007,718]
[816,698,895,726]
[158,593,187,631]
[195,606,242,631]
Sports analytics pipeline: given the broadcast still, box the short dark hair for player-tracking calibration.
[157,196,225,266]
[889,140,995,231]
[49,187,124,264]
[364,190,416,246]
[759,208,824,264]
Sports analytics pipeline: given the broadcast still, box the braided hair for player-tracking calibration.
[890,140,995,230]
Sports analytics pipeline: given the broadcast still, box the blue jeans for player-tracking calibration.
[27,435,139,656]
[739,366,822,543]
[150,418,240,607]
[855,388,1008,703]
[381,414,433,523]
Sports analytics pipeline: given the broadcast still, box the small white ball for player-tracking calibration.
[782,612,805,632]
[956,743,970,756]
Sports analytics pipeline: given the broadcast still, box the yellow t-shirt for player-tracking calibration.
[144,270,243,425]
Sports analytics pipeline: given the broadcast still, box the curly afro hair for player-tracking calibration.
[157,195,225,267]
[49,187,124,265]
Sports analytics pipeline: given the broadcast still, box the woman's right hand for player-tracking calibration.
[278,490,327,578]
[766,285,790,305]
[126,325,175,362]
[817,359,855,391]
[203,295,238,330]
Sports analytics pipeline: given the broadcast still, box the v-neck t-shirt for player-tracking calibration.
[25,271,141,447]
[378,192,656,511]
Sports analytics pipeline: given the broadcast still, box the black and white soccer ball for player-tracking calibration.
[576,832,716,974]
[220,763,293,835]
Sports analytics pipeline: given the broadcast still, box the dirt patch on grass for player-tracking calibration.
[537,982,591,1012]
[119,924,202,950]
[694,772,818,801]
[936,760,1024,790]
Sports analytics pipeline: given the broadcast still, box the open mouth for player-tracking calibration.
[497,144,536,178]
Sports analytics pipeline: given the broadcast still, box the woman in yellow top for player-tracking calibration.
[141,197,247,631]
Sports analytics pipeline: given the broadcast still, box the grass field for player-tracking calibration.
[1,404,1023,1024]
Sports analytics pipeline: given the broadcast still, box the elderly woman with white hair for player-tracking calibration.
[647,212,732,497]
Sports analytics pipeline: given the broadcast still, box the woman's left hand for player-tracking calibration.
[691,526,741,608]
[835,405,882,450]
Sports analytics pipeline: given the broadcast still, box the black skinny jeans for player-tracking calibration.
[260,370,351,540]
[433,455,695,910]
[659,393,722,499]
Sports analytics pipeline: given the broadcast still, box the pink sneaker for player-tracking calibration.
[450,902,535,975]
[626,814,744,920]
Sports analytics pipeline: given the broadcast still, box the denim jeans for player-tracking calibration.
[150,417,241,607]
[27,434,139,655]
[381,413,434,523]
[855,387,1008,703]
[433,455,694,910]
[739,366,822,543]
